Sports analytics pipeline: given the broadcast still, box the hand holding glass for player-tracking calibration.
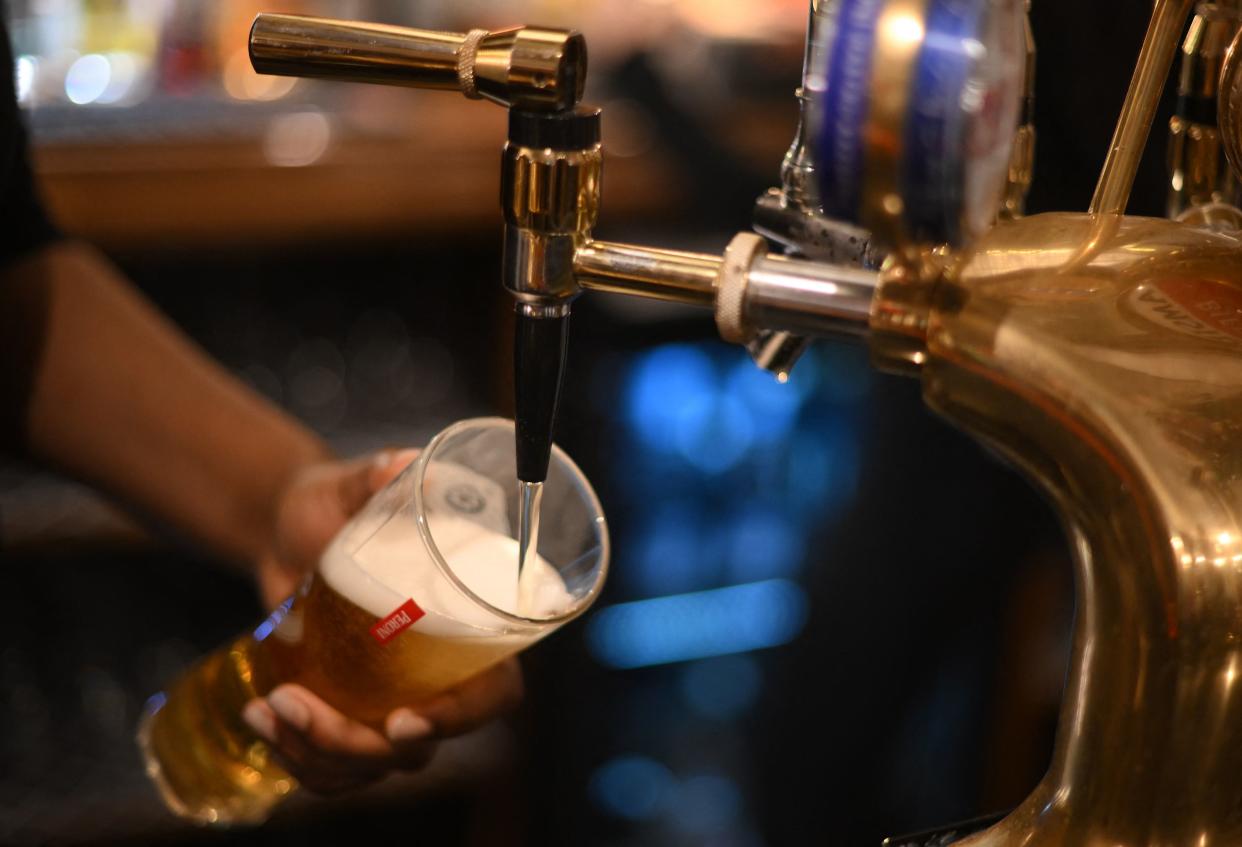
[137,418,609,825]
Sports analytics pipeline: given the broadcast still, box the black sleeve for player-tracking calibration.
[1,17,61,454]
[1,18,62,271]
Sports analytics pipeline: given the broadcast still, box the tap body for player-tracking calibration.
[500,107,601,482]
[924,213,1242,846]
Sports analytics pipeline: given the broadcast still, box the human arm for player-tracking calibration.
[0,242,523,791]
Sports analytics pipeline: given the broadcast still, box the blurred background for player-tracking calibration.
[0,1,1177,845]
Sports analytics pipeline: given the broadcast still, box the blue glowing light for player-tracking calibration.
[674,390,755,473]
[724,506,805,582]
[626,344,717,453]
[624,344,766,474]
[680,655,763,720]
[253,597,293,642]
[781,426,860,519]
[628,504,724,597]
[589,755,675,820]
[726,360,803,444]
[586,579,809,669]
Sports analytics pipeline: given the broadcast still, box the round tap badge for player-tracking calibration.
[814,0,1024,247]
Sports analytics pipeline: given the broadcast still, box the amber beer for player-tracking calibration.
[141,576,533,824]
[139,517,563,825]
[137,419,609,826]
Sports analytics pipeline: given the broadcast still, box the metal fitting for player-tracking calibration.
[503,228,578,304]
[715,233,769,344]
[501,107,603,306]
[501,143,602,235]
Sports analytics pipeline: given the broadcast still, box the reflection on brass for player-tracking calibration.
[573,241,720,306]
[860,0,929,246]
[1169,116,1237,211]
[501,144,602,237]
[999,123,1036,221]
[897,212,1242,847]
[1221,26,1242,179]
[1178,198,1242,229]
[500,121,601,307]
[999,4,1037,222]
[1179,3,1240,99]
[868,250,945,376]
[1092,0,1196,214]
[249,14,586,111]
[1167,3,1242,216]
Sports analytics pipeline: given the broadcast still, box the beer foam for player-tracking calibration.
[320,514,574,637]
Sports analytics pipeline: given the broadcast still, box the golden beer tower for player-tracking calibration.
[248,2,1242,844]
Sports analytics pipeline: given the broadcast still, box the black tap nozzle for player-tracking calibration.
[514,304,570,484]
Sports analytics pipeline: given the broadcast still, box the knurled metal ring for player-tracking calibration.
[715,232,767,344]
[457,29,488,99]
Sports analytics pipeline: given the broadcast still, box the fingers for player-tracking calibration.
[242,685,437,795]
[268,686,392,758]
[384,709,440,772]
[337,448,420,517]
[332,453,391,521]
[367,448,420,493]
[237,658,520,797]
[269,448,420,581]
[417,658,524,738]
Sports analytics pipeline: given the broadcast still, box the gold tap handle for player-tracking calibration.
[249,13,586,112]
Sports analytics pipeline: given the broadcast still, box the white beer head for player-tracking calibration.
[321,460,575,638]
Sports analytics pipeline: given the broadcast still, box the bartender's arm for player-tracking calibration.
[0,47,519,796]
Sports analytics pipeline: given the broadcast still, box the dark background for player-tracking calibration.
[1,1,1176,845]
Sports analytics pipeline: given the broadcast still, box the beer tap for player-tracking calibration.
[251,2,1242,843]
[248,11,882,440]
[252,13,591,498]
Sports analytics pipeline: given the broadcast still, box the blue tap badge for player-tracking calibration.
[816,0,887,229]
[814,0,1024,247]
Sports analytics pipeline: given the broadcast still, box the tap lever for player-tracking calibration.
[249,13,586,112]
[514,303,570,484]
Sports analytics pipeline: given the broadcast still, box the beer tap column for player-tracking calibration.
[501,107,602,485]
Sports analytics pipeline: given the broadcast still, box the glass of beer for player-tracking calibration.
[136,417,609,826]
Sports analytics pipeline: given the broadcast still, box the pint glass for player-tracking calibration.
[137,418,609,825]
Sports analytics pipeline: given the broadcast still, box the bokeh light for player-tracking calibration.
[64,53,110,105]
[587,579,809,669]
[589,755,676,821]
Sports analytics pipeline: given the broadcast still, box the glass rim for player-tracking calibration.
[411,416,610,628]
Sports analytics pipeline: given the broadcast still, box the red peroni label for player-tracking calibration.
[370,599,425,644]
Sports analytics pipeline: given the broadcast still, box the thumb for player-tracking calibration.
[276,449,423,574]
[342,448,420,516]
